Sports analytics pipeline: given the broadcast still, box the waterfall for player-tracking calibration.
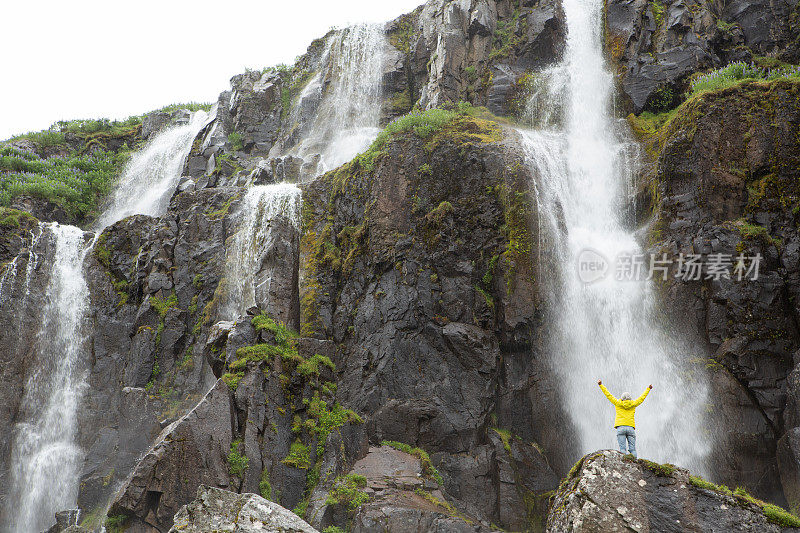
[220,183,301,320]
[282,23,385,177]
[519,0,709,470]
[1,111,207,531]
[3,224,91,533]
[95,110,209,229]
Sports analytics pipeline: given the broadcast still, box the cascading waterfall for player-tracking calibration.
[220,183,301,320]
[3,224,90,533]
[95,110,209,229]
[282,23,385,177]
[519,0,709,470]
[1,111,207,531]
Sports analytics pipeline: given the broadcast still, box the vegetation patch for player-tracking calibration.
[637,458,676,476]
[325,473,370,511]
[282,439,310,469]
[689,61,800,96]
[689,474,800,526]
[228,439,250,478]
[381,440,444,485]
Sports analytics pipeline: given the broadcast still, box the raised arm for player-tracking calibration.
[598,382,622,407]
[632,385,652,407]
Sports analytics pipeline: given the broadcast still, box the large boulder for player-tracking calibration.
[107,380,235,532]
[548,450,800,532]
[169,485,319,533]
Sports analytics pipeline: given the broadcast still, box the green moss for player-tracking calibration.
[306,392,362,456]
[381,440,444,485]
[297,353,336,377]
[325,473,370,511]
[650,0,665,25]
[0,207,35,228]
[104,514,129,533]
[150,292,178,318]
[228,438,249,478]
[492,428,512,453]
[764,504,800,527]
[221,372,243,391]
[475,285,495,308]
[638,458,676,477]
[490,7,527,60]
[322,527,346,533]
[282,439,310,469]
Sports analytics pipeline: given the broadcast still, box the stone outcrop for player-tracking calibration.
[169,485,320,533]
[548,450,800,532]
[298,114,563,529]
[605,0,800,113]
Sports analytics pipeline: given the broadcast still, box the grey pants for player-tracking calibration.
[616,425,636,457]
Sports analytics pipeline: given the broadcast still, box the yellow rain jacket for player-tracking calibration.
[599,384,650,429]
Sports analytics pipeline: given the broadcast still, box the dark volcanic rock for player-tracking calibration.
[605,0,800,113]
[640,80,800,504]
[548,450,800,532]
[299,117,564,528]
[108,380,235,533]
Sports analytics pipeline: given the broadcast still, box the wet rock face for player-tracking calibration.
[77,186,243,515]
[299,121,563,528]
[108,381,234,533]
[642,81,800,504]
[169,485,320,533]
[605,0,800,113]
[548,450,797,533]
[401,0,566,113]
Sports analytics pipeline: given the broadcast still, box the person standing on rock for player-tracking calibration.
[597,380,652,458]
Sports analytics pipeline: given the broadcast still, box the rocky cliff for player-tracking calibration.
[1,0,800,531]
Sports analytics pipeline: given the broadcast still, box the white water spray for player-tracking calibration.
[3,224,91,532]
[220,183,301,319]
[95,110,209,229]
[519,0,709,470]
[281,23,385,177]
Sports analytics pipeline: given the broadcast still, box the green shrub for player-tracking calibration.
[153,102,213,114]
[227,132,244,151]
[282,439,310,469]
[228,439,249,477]
[259,469,272,500]
[325,473,369,511]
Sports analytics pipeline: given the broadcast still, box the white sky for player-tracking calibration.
[0,0,423,141]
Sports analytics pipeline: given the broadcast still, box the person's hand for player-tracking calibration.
[597,380,602,385]
[648,384,653,389]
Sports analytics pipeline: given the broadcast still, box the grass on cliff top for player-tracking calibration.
[689,61,800,97]
[689,474,800,527]
[352,102,503,173]
[0,145,121,220]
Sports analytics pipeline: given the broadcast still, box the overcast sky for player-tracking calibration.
[0,0,423,141]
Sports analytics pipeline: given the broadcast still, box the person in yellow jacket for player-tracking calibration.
[597,380,652,458]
